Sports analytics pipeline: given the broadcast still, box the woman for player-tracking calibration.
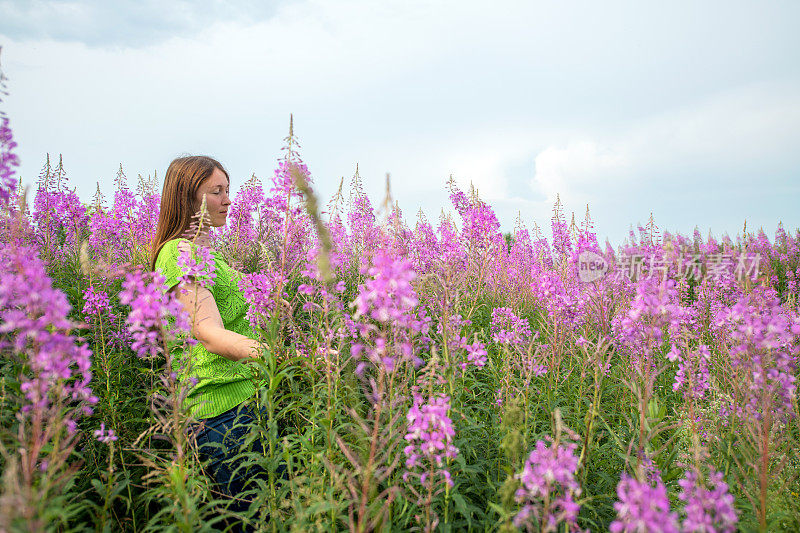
[149,155,271,514]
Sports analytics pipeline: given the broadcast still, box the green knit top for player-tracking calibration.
[155,238,258,419]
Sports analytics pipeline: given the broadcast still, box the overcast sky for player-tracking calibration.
[1,0,798,244]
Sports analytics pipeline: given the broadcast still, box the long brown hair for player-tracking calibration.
[149,155,229,271]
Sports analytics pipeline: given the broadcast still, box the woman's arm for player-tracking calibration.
[172,281,262,362]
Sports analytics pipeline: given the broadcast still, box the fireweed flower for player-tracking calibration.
[622,278,683,333]
[112,167,136,220]
[94,422,118,444]
[176,242,217,288]
[677,469,738,533]
[513,439,582,532]
[226,173,264,244]
[411,211,440,274]
[86,168,152,261]
[0,242,97,420]
[354,250,418,326]
[347,191,378,253]
[259,158,317,271]
[507,225,537,290]
[403,391,458,488]
[462,201,503,252]
[437,314,471,353]
[0,234,100,527]
[326,216,352,277]
[447,183,470,218]
[32,176,90,251]
[491,307,531,345]
[567,224,603,284]
[551,195,572,260]
[0,117,20,206]
[716,293,799,420]
[637,450,663,486]
[350,251,428,373]
[132,190,160,248]
[614,277,685,369]
[436,215,468,271]
[670,344,711,400]
[82,285,115,321]
[529,271,586,329]
[434,314,485,371]
[491,306,547,381]
[610,473,679,533]
[463,340,488,370]
[271,158,312,210]
[119,269,191,359]
[447,179,505,259]
[238,269,287,332]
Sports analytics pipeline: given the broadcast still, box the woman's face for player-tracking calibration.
[194,168,231,227]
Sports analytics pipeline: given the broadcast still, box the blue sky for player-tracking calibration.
[1,0,798,244]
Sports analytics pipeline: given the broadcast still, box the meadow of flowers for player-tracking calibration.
[1,92,800,532]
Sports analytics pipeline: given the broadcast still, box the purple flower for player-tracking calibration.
[671,345,711,400]
[403,391,459,488]
[176,241,216,288]
[410,211,440,274]
[637,450,663,487]
[82,285,114,320]
[448,182,470,218]
[716,294,798,420]
[0,242,97,417]
[677,469,738,533]
[610,473,679,533]
[462,201,502,250]
[491,307,531,345]
[349,252,431,375]
[614,278,686,369]
[347,179,379,253]
[31,156,91,252]
[94,422,118,444]
[226,173,264,243]
[85,166,162,266]
[463,340,488,369]
[0,117,20,207]
[529,270,586,329]
[513,438,582,532]
[551,195,572,260]
[119,269,190,359]
[353,250,418,326]
[297,283,316,295]
[447,178,505,260]
[238,269,287,332]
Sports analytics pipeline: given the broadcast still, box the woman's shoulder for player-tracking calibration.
[156,238,182,258]
[154,238,191,269]
[155,238,224,271]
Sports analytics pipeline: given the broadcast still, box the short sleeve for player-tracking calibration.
[154,239,185,292]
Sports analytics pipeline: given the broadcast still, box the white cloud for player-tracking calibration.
[0,0,287,46]
[529,81,800,210]
[532,140,629,205]
[437,131,543,201]
[1,0,798,245]
[627,81,800,165]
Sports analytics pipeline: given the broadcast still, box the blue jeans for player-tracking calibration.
[190,403,281,516]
